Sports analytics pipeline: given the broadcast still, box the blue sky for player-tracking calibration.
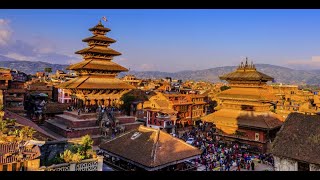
[1,9,320,72]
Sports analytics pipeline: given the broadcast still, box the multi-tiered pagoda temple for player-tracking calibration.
[44,20,135,144]
[202,58,284,153]
[58,20,135,107]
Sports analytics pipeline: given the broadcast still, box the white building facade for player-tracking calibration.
[58,88,72,103]
[274,156,320,171]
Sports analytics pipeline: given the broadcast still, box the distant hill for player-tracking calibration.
[0,58,319,85]
[0,55,18,62]
[0,59,68,75]
[123,64,320,85]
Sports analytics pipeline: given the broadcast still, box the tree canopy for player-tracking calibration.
[120,94,136,115]
[220,85,231,91]
[44,67,52,73]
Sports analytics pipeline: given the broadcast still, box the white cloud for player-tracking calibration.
[0,19,9,25]
[4,52,35,61]
[0,19,81,65]
[34,46,55,54]
[29,36,57,54]
[0,19,12,46]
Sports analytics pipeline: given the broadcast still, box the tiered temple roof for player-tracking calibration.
[202,109,283,130]
[57,20,135,97]
[202,59,283,135]
[60,76,133,90]
[217,87,278,102]
[67,59,128,72]
[219,58,274,84]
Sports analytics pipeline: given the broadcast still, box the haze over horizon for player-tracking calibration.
[1,9,320,72]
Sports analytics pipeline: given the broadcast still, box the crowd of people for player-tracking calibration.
[179,123,274,171]
[66,104,122,115]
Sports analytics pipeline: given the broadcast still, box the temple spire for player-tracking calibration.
[245,57,248,67]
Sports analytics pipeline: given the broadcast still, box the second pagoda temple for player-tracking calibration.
[57,20,135,107]
[202,58,284,153]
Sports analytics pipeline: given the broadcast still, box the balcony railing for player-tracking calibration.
[39,156,103,171]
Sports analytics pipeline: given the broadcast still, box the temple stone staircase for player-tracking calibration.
[44,111,101,145]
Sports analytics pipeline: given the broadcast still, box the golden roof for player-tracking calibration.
[67,59,128,72]
[201,109,284,129]
[75,46,121,56]
[154,100,170,108]
[0,75,12,81]
[57,75,135,90]
[0,67,11,72]
[189,94,206,98]
[220,60,273,82]
[58,20,134,92]
[82,35,116,43]
[218,87,278,102]
[314,95,320,104]
[144,108,178,114]
[88,21,111,32]
[0,68,12,81]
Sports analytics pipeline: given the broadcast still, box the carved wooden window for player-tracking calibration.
[3,164,8,171]
[254,133,260,141]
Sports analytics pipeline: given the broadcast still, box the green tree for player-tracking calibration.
[60,149,74,163]
[220,85,231,91]
[19,126,36,140]
[0,120,8,134]
[79,134,94,158]
[120,94,136,115]
[8,129,20,136]
[0,120,7,131]
[58,135,95,164]
[5,118,16,126]
[44,67,52,76]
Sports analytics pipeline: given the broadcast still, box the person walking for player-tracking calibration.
[237,161,241,171]
[251,161,255,171]
[246,163,250,170]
